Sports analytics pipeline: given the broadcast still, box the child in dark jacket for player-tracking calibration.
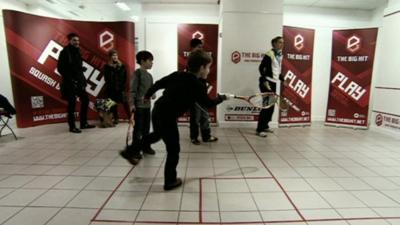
[120,50,229,190]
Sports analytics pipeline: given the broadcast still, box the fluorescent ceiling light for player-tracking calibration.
[116,2,131,11]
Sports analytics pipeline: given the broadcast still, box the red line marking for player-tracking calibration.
[91,166,135,222]
[201,177,273,180]
[199,177,203,224]
[92,219,133,223]
[238,129,306,222]
[93,130,400,224]
[93,216,400,224]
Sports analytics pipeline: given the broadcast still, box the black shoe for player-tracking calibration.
[119,150,141,165]
[191,139,201,145]
[203,136,218,142]
[143,147,156,155]
[80,124,95,129]
[69,128,81,133]
[164,178,182,191]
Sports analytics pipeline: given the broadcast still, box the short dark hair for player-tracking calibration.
[187,49,212,73]
[67,33,79,40]
[190,38,203,48]
[136,51,154,65]
[271,36,283,47]
[108,49,118,58]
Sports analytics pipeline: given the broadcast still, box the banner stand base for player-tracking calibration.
[325,122,368,130]
[278,123,311,128]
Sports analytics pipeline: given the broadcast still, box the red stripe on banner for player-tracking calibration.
[5,28,42,59]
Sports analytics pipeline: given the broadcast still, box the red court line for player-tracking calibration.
[91,166,135,222]
[93,217,400,224]
[238,129,306,222]
[199,177,274,224]
[199,177,203,224]
[93,130,400,224]
[201,176,273,180]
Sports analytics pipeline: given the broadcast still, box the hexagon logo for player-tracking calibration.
[192,31,204,40]
[375,114,383,126]
[99,30,115,52]
[347,35,361,53]
[294,34,304,51]
[231,51,241,64]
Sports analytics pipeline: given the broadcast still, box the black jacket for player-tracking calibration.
[57,44,87,98]
[258,49,283,92]
[103,63,127,102]
[145,71,224,118]
[0,94,16,115]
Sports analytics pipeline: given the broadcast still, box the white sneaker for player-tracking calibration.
[263,128,274,133]
[256,131,268,137]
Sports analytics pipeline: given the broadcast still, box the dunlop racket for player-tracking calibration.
[224,92,298,111]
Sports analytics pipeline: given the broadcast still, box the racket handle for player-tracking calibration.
[219,93,236,100]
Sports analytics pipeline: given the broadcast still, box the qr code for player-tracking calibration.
[328,109,336,117]
[31,96,44,109]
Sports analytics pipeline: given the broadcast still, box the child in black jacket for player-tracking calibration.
[120,50,228,190]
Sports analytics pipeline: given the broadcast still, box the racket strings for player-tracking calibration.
[248,94,278,108]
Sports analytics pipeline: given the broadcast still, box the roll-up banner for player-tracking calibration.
[279,26,314,126]
[3,10,135,128]
[325,28,378,128]
[177,24,219,123]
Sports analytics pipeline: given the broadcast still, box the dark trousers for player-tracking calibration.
[111,101,131,122]
[257,82,276,132]
[189,104,211,141]
[66,89,89,129]
[128,103,180,184]
[131,108,151,151]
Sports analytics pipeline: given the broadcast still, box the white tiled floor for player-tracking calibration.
[0,123,400,224]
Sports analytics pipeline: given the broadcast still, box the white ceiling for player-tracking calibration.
[15,0,389,20]
[285,0,388,10]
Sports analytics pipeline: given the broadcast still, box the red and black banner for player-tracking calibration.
[3,10,135,128]
[279,26,314,126]
[177,24,218,123]
[325,28,378,128]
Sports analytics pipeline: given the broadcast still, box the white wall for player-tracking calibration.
[0,1,27,103]
[1,1,392,129]
[0,1,67,128]
[283,5,384,122]
[140,3,219,84]
[370,0,400,134]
